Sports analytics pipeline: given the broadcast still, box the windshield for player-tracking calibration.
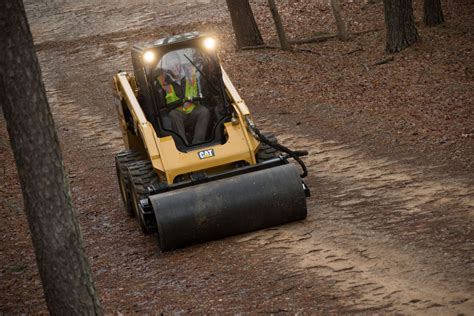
[151,47,226,146]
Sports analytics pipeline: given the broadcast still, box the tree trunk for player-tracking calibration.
[226,0,264,49]
[330,0,350,41]
[0,1,102,314]
[267,0,290,50]
[383,0,420,53]
[424,0,444,26]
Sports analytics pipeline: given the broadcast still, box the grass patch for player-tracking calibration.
[0,137,9,149]
[7,264,27,273]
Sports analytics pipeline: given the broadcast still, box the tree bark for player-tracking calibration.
[267,0,290,50]
[383,0,420,53]
[424,0,444,26]
[330,0,350,41]
[226,0,264,49]
[0,1,102,315]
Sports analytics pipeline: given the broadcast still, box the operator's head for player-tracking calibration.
[164,52,183,81]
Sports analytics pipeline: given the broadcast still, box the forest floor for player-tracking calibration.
[1,0,473,313]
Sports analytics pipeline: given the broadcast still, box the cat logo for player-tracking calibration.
[198,149,215,160]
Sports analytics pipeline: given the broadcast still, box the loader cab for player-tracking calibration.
[131,33,231,152]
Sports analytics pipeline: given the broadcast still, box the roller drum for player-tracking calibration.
[150,163,307,251]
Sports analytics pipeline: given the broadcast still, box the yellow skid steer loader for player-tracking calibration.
[113,32,310,251]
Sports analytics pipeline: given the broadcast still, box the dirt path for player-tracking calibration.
[253,119,473,314]
[1,0,472,313]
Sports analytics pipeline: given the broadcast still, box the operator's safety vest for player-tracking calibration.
[158,73,198,114]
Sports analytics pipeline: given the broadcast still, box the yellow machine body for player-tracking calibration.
[113,68,260,184]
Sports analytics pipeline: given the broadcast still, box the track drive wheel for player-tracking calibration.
[127,161,160,234]
[115,150,142,217]
[256,133,279,162]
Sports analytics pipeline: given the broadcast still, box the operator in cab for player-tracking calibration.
[154,51,210,145]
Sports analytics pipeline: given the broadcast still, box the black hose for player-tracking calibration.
[248,121,308,178]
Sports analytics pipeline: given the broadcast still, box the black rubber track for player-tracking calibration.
[256,133,279,162]
[127,160,160,234]
[115,150,142,217]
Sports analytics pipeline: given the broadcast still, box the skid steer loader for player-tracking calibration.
[113,32,310,251]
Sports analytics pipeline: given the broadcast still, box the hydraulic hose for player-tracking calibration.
[245,116,309,178]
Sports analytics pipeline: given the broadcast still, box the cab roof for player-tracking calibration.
[133,32,205,51]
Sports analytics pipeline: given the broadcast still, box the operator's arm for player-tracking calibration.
[153,75,182,110]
